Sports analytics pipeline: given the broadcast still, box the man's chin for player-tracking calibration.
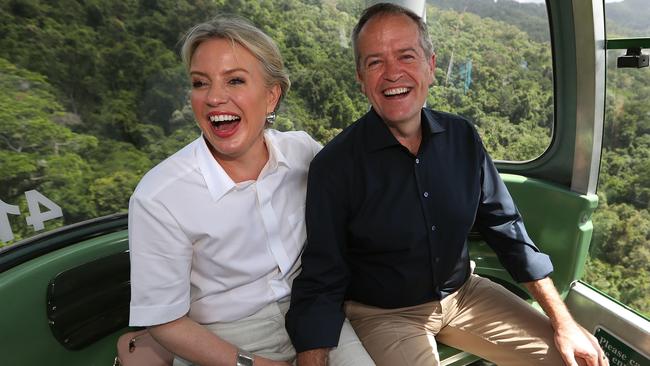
[376,109,421,127]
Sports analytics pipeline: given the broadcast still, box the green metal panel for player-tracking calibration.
[607,38,650,49]
[437,346,481,366]
[470,174,598,297]
[0,231,129,366]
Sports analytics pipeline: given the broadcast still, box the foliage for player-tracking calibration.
[583,257,650,318]
[0,57,147,242]
[427,7,553,160]
[425,0,650,316]
[584,49,650,315]
[0,0,648,315]
[0,0,216,144]
[428,0,550,43]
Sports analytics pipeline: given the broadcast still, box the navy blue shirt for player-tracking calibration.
[286,108,553,352]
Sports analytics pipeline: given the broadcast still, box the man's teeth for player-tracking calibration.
[384,87,409,96]
[209,115,240,123]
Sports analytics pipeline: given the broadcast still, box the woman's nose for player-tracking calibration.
[206,85,227,106]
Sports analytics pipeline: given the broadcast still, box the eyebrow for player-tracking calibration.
[398,47,419,54]
[189,67,251,77]
[362,47,420,64]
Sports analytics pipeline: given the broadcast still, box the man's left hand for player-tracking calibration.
[553,318,608,366]
[524,277,609,366]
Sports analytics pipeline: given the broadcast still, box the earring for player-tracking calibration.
[266,111,276,124]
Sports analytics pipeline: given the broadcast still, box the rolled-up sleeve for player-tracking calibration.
[128,194,192,326]
[475,148,553,282]
[285,154,350,352]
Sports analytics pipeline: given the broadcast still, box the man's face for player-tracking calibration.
[355,14,436,129]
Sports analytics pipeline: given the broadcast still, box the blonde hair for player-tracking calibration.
[180,15,290,110]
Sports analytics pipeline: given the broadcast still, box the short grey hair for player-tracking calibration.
[352,3,434,70]
[180,15,290,110]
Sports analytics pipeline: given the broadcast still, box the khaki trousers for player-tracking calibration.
[174,298,375,366]
[344,274,564,366]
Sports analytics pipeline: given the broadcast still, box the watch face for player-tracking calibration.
[237,350,254,366]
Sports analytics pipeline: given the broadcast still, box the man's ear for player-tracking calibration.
[428,53,437,86]
[356,69,366,95]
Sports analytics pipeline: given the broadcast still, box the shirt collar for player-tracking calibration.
[365,107,446,152]
[196,130,290,202]
[196,136,235,202]
[263,129,291,171]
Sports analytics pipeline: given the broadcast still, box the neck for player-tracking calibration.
[210,136,269,183]
[386,118,423,155]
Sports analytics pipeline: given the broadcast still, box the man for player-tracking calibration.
[286,3,608,366]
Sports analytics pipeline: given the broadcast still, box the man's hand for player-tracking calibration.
[554,319,608,366]
[254,358,292,366]
[524,277,608,366]
[296,348,329,366]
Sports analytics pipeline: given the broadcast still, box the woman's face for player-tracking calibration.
[190,38,280,162]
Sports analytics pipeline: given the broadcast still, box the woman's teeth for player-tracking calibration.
[209,114,241,123]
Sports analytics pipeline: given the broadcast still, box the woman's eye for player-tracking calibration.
[192,80,206,88]
[229,78,245,85]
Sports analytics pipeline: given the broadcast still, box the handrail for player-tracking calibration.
[607,37,650,49]
[0,213,128,272]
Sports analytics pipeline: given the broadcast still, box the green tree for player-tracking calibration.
[0,57,155,247]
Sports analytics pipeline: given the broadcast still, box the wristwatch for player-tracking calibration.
[236,349,255,366]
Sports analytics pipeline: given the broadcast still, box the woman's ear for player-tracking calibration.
[266,84,282,113]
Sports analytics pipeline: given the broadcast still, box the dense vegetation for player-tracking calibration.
[430,0,650,316]
[584,56,650,315]
[0,0,647,315]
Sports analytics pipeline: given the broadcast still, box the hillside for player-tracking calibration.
[430,0,650,40]
[0,0,648,315]
[428,0,549,42]
[606,0,650,36]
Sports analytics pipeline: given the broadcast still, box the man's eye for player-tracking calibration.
[367,60,381,68]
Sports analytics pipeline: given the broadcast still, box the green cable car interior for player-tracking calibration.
[0,0,648,365]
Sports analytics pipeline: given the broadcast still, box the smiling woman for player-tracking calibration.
[127,14,374,366]
[188,38,280,180]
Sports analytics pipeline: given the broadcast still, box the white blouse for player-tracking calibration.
[128,129,321,326]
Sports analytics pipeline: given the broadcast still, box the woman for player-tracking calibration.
[127,15,373,366]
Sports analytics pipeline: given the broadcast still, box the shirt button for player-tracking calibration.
[435,257,440,263]
[423,192,429,198]
[431,225,437,231]
[415,158,420,164]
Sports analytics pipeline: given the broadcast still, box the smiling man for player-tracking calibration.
[286,3,607,366]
